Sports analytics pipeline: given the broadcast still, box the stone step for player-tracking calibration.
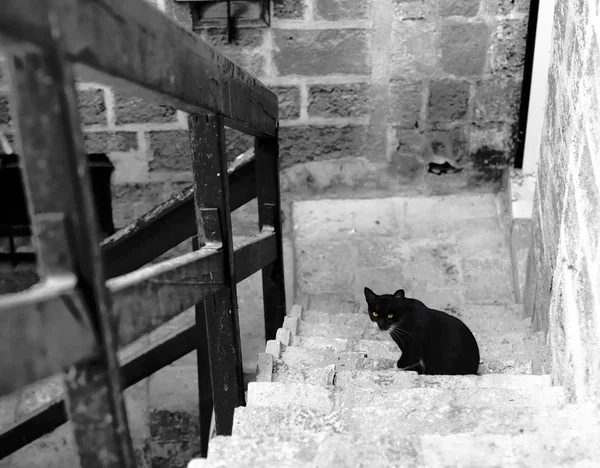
[245,382,565,413]
[190,404,600,467]
[273,344,533,380]
[333,371,552,391]
[297,320,388,341]
[301,303,530,337]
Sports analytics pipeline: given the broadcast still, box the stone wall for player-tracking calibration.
[525,0,600,402]
[205,0,531,193]
[1,0,531,202]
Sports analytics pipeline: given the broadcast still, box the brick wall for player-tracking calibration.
[525,0,600,402]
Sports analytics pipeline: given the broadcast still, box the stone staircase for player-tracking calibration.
[189,193,600,467]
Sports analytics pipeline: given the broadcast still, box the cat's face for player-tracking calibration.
[364,287,405,331]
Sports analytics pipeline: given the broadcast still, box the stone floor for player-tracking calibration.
[1,191,569,467]
[188,192,600,467]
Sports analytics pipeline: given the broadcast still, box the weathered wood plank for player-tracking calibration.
[191,237,214,459]
[102,151,257,279]
[189,112,245,442]
[0,231,275,399]
[0,312,198,460]
[255,133,287,341]
[0,0,278,136]
[6,38,136,467]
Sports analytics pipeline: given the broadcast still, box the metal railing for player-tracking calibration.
[0,1,286,465]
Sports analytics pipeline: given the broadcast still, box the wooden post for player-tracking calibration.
[5,21,135,468]
[188,112,245,443]
[255,129,287,340]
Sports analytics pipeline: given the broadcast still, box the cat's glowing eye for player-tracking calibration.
[387,314,393,319]
[372,312,378,317]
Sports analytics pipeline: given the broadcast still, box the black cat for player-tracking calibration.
[364,287,480,375]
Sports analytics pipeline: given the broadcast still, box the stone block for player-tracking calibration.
[112,182,179,227]
[4,424,77,468]
[205,27,264,49]
[307,83,369,118]
[77,88,106,126]
[289,304,303,318]
[473,77,522,124]
[300,310,367,327]
[482,0,529,15]
[291,335,350,352]
[276,327,292,346]
[273,0,305,19]
[148,130,190,172]
[0,92,10,125]
[438,0,480,17]
[265,339,282,358]
[490,19,528,78]
[390,128,426,180]
[390,20,439,78]
[427,127,468,161]
[114,91,177,125]
[314,0,371,20]
[388,79,422,128]
[429,79,470,124]
[279,125,367,168]
[271,85,300,119]
[256,353,274,382]
[273,30,370,76]
[421,433,514,467]
[283,315,299,335]
[246,382,334,411]
[573,142,600,252]
[84,131,138,153]
[441,21,490,76]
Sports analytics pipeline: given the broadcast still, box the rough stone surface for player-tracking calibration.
[438,0,481,17]
[84,131,138,153]
[114,92,177,125]
[77,88,106,126]
[307,83,369,118]
[527,0,600,402]
[148,130,190,172]
[428,79,470,124]
[390,20,439,79]
[388,80,422,128]
[441,21,490,76]
[314,0,371,20]
[473,77,522,124]
[273,30,370,76]
[489,19,529,78]
[279,125,367,167]
[273,0,305,19]
[271,86,301,120]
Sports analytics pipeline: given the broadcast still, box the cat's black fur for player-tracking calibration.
[364,287,480,375]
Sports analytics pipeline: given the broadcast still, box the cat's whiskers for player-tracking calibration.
[391,324,415,340]
[389,328,406,349]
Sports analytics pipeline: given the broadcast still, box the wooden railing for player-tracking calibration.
[0,1,286,466]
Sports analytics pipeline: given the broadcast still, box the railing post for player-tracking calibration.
[188,112,245,449]
[4,18,135,468]
[255,128,287,340]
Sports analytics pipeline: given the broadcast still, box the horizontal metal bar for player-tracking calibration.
[0,0,278,136]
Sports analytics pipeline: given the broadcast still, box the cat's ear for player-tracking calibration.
[393,289,405,300]
[364,287,377,303]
